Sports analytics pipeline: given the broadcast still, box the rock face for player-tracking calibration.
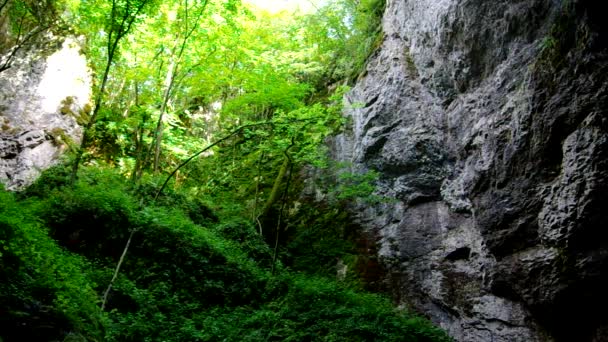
[0,36,91,190]
[333,0,608,341]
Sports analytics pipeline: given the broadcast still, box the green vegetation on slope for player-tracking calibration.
[1,0,452,340]
[1,167,451,341]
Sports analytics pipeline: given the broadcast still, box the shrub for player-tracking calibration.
[1,167,451,341]
[0,190,105,341]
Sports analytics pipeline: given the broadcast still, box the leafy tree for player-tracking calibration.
[0,1,456,340]
[70,0,158,182]
[300,0,386,85]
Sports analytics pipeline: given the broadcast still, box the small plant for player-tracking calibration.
[334,168,383,204]
[48,127,76,149]
[59,96,90,126]
[404,46,419,77]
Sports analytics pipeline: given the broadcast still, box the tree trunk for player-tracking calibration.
[258,138,296,220]
[152,59,176,173]
[271,157,293,275]
[70,44,115,184]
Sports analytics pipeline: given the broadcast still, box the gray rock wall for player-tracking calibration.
[333,0,608,340]
[0,36,90,190]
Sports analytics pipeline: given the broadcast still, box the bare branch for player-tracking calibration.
[0,0,11,13]
[102,121,272,311]
[0,25,49,72]
[100,227,135,311]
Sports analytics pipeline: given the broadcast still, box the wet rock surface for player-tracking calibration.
[333,0,608,340]
[0,36,90,190]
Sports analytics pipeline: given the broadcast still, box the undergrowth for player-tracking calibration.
[0,166,451,341]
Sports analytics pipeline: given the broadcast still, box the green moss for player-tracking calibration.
[535,1,588,75]
[48,127,76,150]
[404,46,419,77]
[0,121,19,134]
[59,96,90,126]
[81,103,92,116]
[59,96,75,114]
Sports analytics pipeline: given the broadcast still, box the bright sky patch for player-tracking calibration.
[243,0,319,14]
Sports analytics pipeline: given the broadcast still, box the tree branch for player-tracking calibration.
[103,119,289,311]
[0,25,49,73]
[153,121,273,201]
[100,227,135,311]
[0,0,10,13]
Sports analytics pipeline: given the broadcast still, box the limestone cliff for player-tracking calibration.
[0,36,91,190]
[333,0,608,340]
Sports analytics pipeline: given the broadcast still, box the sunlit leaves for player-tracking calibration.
[68,0,375,203]
[299,0,386,83]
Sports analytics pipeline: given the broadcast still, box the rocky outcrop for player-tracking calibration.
[333,0,608,341]
[0,36,90,190]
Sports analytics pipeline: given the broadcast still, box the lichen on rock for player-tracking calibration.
[0,36,91,190]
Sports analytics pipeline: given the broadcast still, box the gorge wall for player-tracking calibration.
[334,0,608,341]
[0,35,90,190]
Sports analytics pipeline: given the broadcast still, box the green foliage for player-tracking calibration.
[301,0,386,84]
[1,0,61,33]
[0,0,68,72]
[285,165,385,287]
[333,167,382,204]
[1,1,453,341]
[536,0,588,74]
[69,0,363,182]
[0,189,104,341]
[284,161,389,290]
[195,275,451,342]
[286,204,356,278]
[1,167,450,341]
[212,217,273,266]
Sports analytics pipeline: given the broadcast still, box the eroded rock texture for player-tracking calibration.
[333,0,608,340]
[0,36,90,190]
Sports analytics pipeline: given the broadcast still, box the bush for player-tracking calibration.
[1,167,451,341]
[0,190,105,341]
[193,274,451,342]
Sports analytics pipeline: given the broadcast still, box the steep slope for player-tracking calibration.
[0,167,451,341]
[333,0,608,340]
